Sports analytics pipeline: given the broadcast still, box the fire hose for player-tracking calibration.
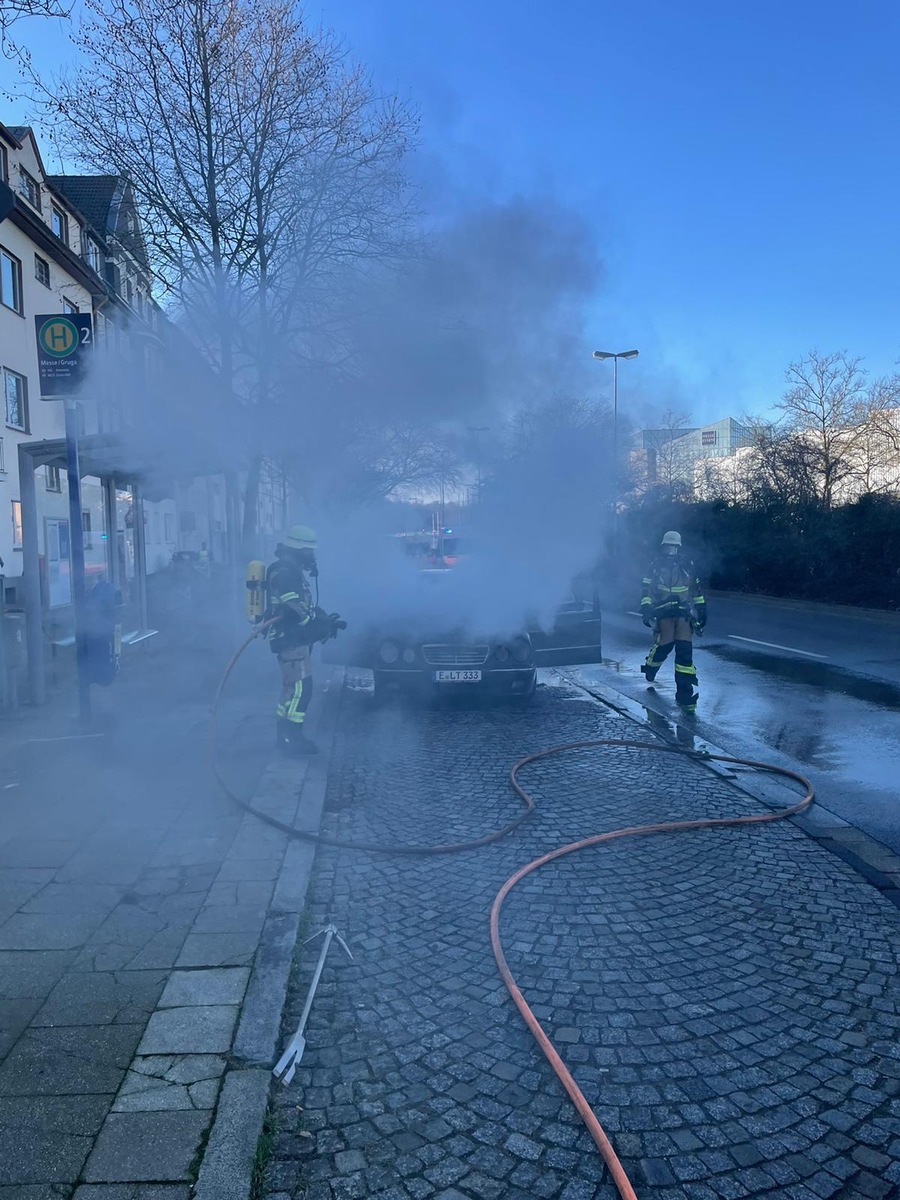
[210,624,815,1200]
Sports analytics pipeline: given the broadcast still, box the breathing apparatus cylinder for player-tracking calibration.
[245,560,267,624]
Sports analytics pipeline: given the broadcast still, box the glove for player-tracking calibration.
[695,606,707,631]
[327,613,347,640]
[642,612,653,628]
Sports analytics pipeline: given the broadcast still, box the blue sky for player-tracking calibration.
[10,0,900,423]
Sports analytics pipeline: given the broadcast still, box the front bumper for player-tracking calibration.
[374,666,537,698]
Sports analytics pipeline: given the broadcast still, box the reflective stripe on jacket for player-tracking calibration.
[266,561,313,648]
[640,556,705,620]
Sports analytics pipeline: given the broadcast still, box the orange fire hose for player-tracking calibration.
[491,741,814,1200]
[212,633,814,1198]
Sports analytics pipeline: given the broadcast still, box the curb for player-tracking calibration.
[559,669,900,911]
[193,665,343,1200]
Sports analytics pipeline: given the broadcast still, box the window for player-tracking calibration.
[87,239,101,273]
[164,513,175,543]
[19,168,40,211]
[11,500,22,549]
[51,205,69,244]
[0,145,7,183]
[82,509,93,549]
[62,298,79,314]
[0,436,4,472]
[0,248,22,314]
[125,277,133,305]
[4,368,27,431]
[34,253,50,287]
[701,430,718,446]
[46,465,62,492]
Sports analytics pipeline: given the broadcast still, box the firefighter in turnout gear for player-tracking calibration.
[265,525,345,757]
[639,530,706,712]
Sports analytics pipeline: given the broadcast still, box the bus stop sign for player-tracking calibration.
[34,313,93,398]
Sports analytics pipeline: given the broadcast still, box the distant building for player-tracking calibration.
[632,417,753,495]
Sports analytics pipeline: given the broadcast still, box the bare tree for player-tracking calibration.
[40,0,417,546]
[737,420,822,509]
[1,0,70,31]
[853,372,900,496]
[778,350,872,508]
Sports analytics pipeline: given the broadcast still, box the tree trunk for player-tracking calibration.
[241,454,263,557]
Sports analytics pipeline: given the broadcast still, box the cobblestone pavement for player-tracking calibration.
[266,678,900,1200]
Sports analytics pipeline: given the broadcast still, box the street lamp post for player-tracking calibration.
[592,349,639,487]
[592,348,639,553]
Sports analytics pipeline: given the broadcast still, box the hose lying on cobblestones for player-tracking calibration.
[209,624,537,854]
[211,630,814,1198]
[492,741,814,1200]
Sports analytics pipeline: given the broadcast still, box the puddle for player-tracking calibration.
[706,644,900,709]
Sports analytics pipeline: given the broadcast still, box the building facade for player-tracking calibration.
[0,123,258,703]
[633,417,753,496]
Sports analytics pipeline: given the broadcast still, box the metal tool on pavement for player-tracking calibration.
[272,923,353,1086]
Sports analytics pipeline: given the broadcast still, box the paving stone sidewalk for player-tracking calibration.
[265,676,900,1200]
[0,636,331,1198]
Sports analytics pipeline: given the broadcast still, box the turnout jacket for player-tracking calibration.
[640,555,706,623]
[266,558,314,652]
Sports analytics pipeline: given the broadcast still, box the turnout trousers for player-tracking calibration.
[276,645,313,725]
[643,617,698,708]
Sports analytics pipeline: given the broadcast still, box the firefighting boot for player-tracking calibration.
[287,722,319,757]
[640,662,659,683]
[675,685,699,713]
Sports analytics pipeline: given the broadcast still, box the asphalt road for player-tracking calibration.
[569,593,900,855]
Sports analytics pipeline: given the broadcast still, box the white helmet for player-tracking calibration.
[661,530,682,547]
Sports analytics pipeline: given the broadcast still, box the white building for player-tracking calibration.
[0,123,101,607]
[0,123,248,702]
[631,417,753,498]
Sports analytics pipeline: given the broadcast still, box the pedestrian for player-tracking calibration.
[266,525,344,757]
[639,530,706,712]
[84,574,122,686]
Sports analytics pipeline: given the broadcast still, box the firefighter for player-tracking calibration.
[266,525,344,757]
[639,530,706,711]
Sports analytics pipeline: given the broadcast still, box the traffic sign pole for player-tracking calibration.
[34,314,95,724]
[64,398,91,724]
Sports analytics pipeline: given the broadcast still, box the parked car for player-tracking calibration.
[328,569,602,703]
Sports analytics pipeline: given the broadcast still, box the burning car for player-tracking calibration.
[328,563,602,703]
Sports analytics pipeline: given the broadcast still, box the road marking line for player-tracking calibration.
[727,635,827,660]
[25,733,107,743]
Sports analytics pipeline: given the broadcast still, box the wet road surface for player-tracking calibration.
[571,595,900,854]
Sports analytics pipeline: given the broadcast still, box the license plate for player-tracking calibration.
[434,669,482,683]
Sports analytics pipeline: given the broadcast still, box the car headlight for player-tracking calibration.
[402,647,417,664]
[378,640,400,664]
[495,646,510,663]
[510,637,532,663]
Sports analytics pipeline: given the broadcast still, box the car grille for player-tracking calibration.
[421,644,490,667]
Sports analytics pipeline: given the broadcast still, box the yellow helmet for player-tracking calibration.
[661,530,682,547]
[281,524,317,550]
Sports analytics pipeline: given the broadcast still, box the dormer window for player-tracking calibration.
[86,239,102,274]
[51,205,69,245]
[19,168,41,211]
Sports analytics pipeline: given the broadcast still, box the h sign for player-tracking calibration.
[34,313,94,398]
